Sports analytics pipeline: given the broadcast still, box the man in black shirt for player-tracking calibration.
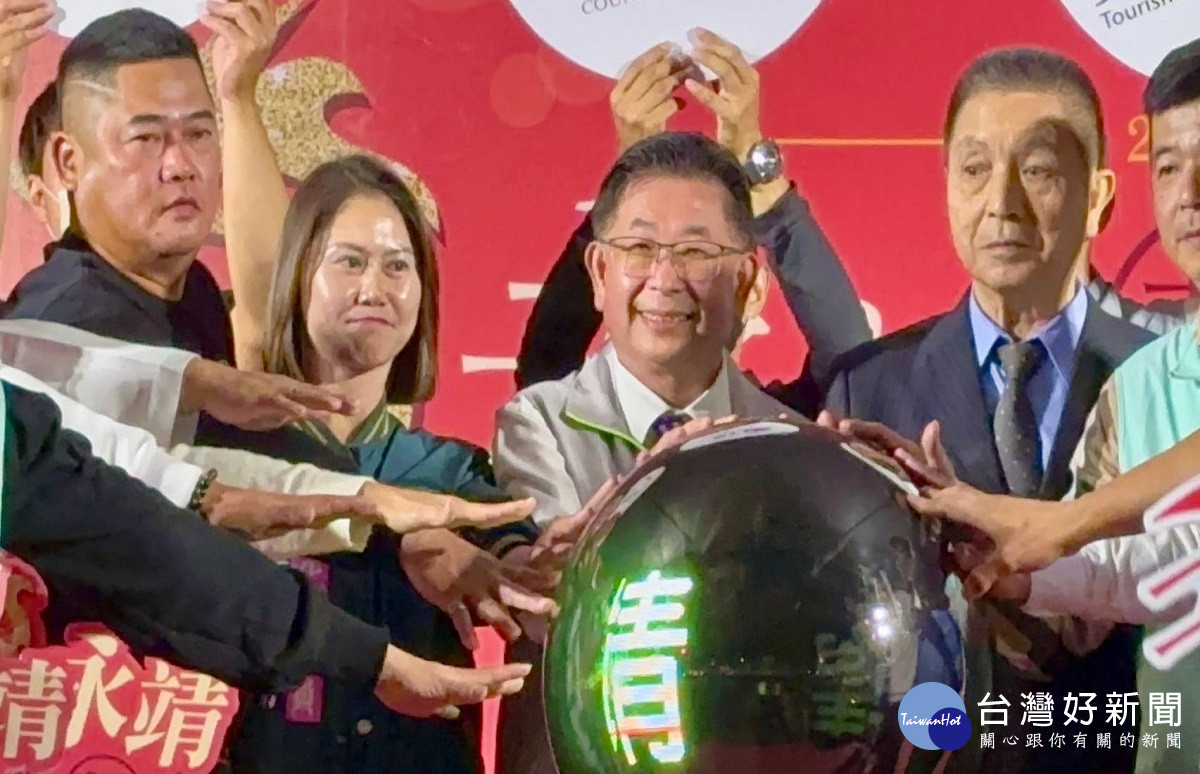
[6,9,231,361]
[3,8,352,470]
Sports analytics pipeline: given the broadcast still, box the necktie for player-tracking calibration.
[644,410,692,449]
[993,340,1045,497]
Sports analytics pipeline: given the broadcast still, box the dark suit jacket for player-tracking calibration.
[823,294,1155,774]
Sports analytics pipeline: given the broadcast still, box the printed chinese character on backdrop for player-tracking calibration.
[1003,735,1020,746]
[1105,692,1139,727]
[1049,732,1065,749]
[1021,692,1054,727]
[63,630,136,748]
[1073,732,1086,749]
[1141,733,1157,749]
[1148,692,1181,727]
[0,624,239,772]
[1026,733,1043,749]
[1120,732,1136,748]
[980,732,994,749]
[1097,732,1111,749]
[0,658,68,761]
[1063,692,1096,725]
[979,692,1011,726]
[125,659,230,768]
[1167,732,1181,749]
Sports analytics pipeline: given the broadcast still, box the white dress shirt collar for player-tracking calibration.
[603,344,732,445]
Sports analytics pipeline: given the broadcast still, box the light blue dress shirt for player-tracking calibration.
[968,284,1089,473]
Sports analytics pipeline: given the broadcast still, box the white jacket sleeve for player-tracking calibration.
[170,444,375,560]
[0,319,198,447]
[0,366,203,508]
[492,393,580,528]
[1025,525,1200,624]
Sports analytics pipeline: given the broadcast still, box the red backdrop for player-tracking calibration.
[0,1,1190,771]
[0,0,1187,450]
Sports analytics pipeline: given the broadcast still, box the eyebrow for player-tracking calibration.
[127,110,217,126]
[326,241,415,255]
[1152,143,1179,162]
[679,224,714,238]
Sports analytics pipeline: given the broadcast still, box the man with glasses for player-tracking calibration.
[490,131,803,774]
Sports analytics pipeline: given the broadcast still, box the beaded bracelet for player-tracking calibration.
[188,469,219,512]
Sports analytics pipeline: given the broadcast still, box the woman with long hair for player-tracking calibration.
[226,155,557,772]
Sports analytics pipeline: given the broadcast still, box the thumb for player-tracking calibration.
[963,554,1009,601]
[922,420,955,481]
[815,410,841,430]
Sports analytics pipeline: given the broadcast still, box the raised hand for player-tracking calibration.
[610,42,694,153]
[199,0,278,102]
[180,358,355,430]
[399,529,557,650]
[373,644,531,720]
[682,28,761,161]
[0,0,54,101]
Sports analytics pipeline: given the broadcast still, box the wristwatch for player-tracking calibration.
[743,138,783,186]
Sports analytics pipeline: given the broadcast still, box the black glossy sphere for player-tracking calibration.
[544,419,963,773]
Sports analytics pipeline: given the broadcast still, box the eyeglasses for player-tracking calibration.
[597,237,752,282]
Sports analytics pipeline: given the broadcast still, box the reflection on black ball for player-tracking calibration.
[544,419,964,773]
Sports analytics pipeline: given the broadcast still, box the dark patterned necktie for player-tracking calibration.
[993,340,1045,497]
[644,410,692,449]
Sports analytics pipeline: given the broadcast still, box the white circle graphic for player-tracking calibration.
[1059,0,1200,76]
[507,0,822,79]
[54,1,201,39]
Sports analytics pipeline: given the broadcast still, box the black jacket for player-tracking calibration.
[0,381,389,694]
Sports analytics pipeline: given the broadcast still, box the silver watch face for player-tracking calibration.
[746,140,782,185]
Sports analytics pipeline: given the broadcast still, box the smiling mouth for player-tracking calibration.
[637,310,696,325]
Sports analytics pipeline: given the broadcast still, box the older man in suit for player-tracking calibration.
[823,49,1155,773]
[493,132,801,772]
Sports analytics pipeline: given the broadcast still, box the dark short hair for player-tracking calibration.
[262,155,440,405]
[943,47,1105,165]
[57,8,202,89]
[18,81,58,178]
[1144,38,1200,115]
[590,132,755,247]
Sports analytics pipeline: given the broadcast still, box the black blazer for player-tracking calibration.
[823,294,1155,774]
